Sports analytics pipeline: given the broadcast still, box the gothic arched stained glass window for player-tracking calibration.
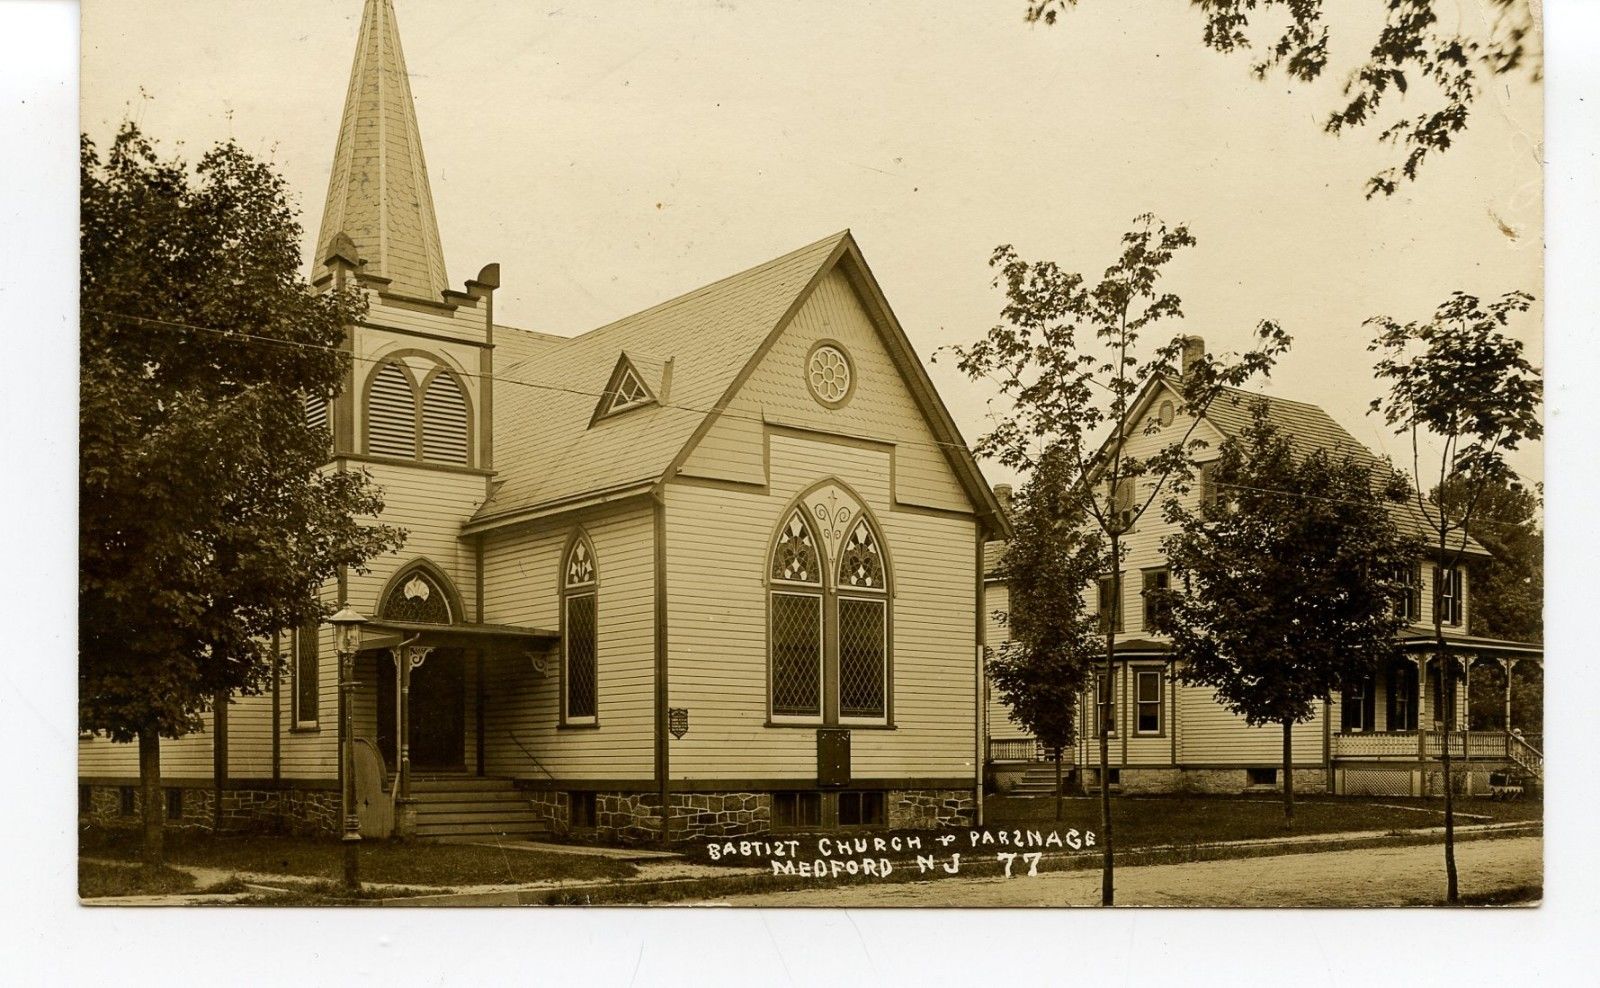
[382,569,452,624]
[838,519,885,590]
[768,510,822,719]
[836,516,887,720]
[562,535,598,724]
[771,510,821,585]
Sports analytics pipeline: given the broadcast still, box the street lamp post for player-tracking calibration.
[330,606,367,893]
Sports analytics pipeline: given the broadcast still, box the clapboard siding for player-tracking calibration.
[679,267,969,513]
[478,500,656,779]
[361,289,488,344]
[665,427,978,783]
[78,714,216,779]
[982,582,1032,740]
[1176,684,1326,764]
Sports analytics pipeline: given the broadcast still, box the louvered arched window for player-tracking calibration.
[364,355,473,466]
[562,535,598,725]
[421,371,470,464]
[367,362,418,459]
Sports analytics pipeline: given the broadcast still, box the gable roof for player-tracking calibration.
[1200,386,1486,554]
[465,232,1010,537]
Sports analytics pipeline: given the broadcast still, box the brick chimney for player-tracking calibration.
[1181,336,1206,377]
[993,484,1014,518]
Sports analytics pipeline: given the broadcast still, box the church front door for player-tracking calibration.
[378,647,467,773]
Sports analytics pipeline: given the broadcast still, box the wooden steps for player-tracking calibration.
[410,776,551,840]
[1008,761,1073,797]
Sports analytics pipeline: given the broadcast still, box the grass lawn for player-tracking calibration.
[984,793,1543,847]
[79,861,198,898]
[80,827,637,887]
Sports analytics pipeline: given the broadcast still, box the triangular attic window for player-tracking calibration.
[593,355,657,423]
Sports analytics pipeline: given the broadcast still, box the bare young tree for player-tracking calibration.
[943,214,1290,904]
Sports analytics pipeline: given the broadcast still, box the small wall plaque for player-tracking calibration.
[668,706,689,740]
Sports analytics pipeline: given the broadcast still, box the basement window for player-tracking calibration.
[166,788,184,821]
[569,792,597,830]
[79,785,91,815]
[118,786,136,817]
[773,792,822,830]
[1246,768,1278,788]
[838,791,886,828]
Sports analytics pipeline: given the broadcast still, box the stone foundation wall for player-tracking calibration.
[79,784,340,836]
[524,789,571,837]
[888,790,975,829]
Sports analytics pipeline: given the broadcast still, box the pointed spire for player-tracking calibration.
[314,0,449,300]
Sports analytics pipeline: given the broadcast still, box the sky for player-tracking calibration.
[80,0,1544,490]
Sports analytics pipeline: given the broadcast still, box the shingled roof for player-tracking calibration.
[465,230,1012,537]
[1200,385,1485,554]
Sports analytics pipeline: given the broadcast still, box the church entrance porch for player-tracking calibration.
[376,646,467,774]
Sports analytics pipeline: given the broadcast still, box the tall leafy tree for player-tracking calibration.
[943,214,1290,904]
[1152,404,1417,825]
[1023,0,1539,197]
[1368,289,1542,903]
[80,124,405,864]
[987,452,1104,819]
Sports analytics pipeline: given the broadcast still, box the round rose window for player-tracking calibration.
[807,343,853,406]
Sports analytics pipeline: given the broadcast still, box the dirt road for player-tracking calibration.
[711,835,1542,907]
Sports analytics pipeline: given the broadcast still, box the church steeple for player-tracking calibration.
[314,0,449,300]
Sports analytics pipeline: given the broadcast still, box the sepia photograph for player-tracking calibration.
[60,0,1561,918]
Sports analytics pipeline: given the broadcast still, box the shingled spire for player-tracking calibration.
[314,0,449,300]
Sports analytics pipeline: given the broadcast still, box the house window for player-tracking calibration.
[1110,477,1136,532]
[768,506,891,724]
[568,792,597,829]
[1341,677,1375,733]
[1388,661,1419,731]
[1434,566,1463,626]
[118,786,136,817]
[1393,563,1421,622]
[1096,576,1122,634]
[166,788,183,821]
[772,791,823,830]
[838,791,886,827]
[1198,460,1218,511]
[293,619,319,729]
[365,357,473,465]
[1135,668,1163,735]
[1093,668,1117,737]
[562,536,599,725]
[1142,568,1171,631]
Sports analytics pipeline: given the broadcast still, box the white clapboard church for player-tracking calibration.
[79,0,1009,842]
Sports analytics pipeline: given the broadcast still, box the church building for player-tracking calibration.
[79,0,1009,843]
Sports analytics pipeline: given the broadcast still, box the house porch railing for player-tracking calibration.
[987,737,1056,763]
[1333,729,1543,776]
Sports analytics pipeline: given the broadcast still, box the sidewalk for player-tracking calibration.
[80,819,1539,906]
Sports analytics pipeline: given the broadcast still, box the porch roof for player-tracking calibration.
[360,619,559,653]
[1396,631,1542,659]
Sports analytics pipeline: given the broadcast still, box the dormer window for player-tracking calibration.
[592,354,658,423]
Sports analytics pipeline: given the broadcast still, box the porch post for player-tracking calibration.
[392,644,432,839]
[1500,657,1519,736]
[1414,655,1429,795]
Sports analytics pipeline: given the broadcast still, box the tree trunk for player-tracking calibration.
[1440,640,1459,904]
[1054,748,1063,822]
[137,726,163,867]
[1100,541,1117,907]
[1281,718,1295,828]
